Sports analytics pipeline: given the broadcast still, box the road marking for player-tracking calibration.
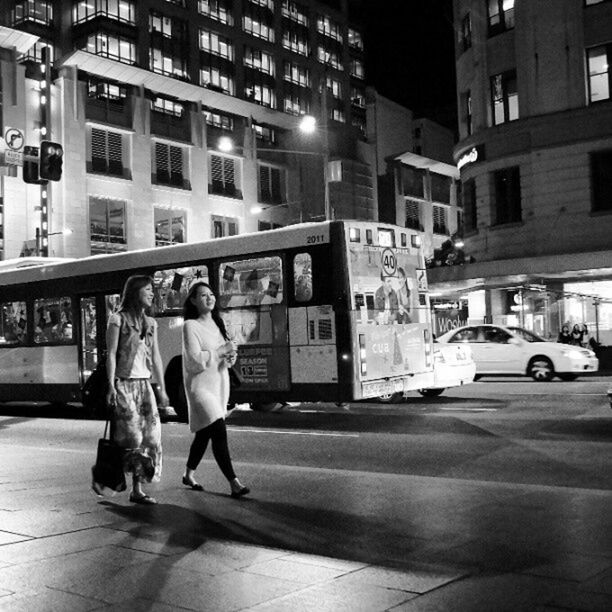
[439,407,498,412]
[228,427,359,438]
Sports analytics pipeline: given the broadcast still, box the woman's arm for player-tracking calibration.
[151,323,169,407]
[182,321,213,373]
[105,318,120,407]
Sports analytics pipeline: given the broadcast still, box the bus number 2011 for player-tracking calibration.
[306,234,326,244]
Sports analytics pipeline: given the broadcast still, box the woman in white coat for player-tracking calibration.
[181,282,250,498]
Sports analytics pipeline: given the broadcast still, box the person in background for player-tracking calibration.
[105,275,169,505]
[570,323,584,346]
[580,323,590,348]
[396,267,412,324]
[181,282,250,498]
[557,324,572,344]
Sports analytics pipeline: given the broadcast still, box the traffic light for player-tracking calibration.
[39,141,63,181]
[22,145,45,184]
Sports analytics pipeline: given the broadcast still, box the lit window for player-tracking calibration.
[587,45,611,103]
[491,70,518,125]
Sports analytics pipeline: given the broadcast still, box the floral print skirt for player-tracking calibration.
[113,379,162,482]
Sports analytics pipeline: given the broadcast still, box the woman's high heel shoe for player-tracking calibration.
[182,476,204,491]
[230,485,250,498]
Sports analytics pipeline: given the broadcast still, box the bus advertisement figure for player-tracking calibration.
[105,275,169,505]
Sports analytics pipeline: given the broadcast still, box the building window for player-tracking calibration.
[244,46,275,75]
[433,205,449,235]
[463,179,477,232]
[491,70,518,125]
[85,32,135,64]
[348,28,363,51]
[487,0,515,36]
[198,0,233,25]
[12,0,53,25]
[200,66,235,94]
[212,215,239,237]
[89,196,127,254]
[152,97,184,118]
[587,45,611,103]
[154,208,185,246]
[590,150,612,212]
[401,166,424,198]
[282,28,309,56]
[351,86,366,108]
[253,122,277,143]
[150,48,188,79]
[199,28,234,60]
[431,173,451,203]
[282,0,308,25]
[204,110,234,130]
[258,164,285,204]
[331,108,345,123]
[209,154,241,198]
[326,76,342,99]
[23,40,54,63]
[154,143,187,188]
[461,13,472,51]
[284,93,310,115]
[317,14,343,42]
[90,127,124,176]
[243,13,275,42]
[245,82,276,108]
[249,0,274,9]
[405,199,422,231]
[493,166,521,225]
[87,78,127,104]
[352,116,366,138]
[284,61,310,86]
[259,220,283,231]
[150,12,176,38]
[318,47,343,70]
[350,59,365,79]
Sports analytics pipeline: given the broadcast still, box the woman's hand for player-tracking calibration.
[156,388,170,408]
[106,385,117,409]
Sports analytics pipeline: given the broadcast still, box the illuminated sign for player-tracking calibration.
[457,145,485,170]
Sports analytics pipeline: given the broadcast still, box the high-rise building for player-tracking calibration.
[430,0,612,343]
[0,0,375,259]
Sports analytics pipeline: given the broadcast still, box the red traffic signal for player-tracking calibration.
[39,141,63,181]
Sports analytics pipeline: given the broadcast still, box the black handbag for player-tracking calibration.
[228,366,242,389]
[91,419,126,496]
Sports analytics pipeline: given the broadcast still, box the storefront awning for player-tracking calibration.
[427,248,612,295]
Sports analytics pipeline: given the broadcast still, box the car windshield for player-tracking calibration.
[507,327,545,342]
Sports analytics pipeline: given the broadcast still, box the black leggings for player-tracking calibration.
[186,418,236,481]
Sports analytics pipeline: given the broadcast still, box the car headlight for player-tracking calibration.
[561,349,584,359]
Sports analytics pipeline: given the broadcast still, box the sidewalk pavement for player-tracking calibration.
[1,418,612,611]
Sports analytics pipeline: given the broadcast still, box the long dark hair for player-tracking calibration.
[119,275,154,316]
[183,282,229,340]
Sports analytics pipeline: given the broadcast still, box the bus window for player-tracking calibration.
[34,297,73,344]
[219,256,283,308]
[0,301,27,345]
[105,294,121,318]
[293,253,312,302]
[153,266,209,314]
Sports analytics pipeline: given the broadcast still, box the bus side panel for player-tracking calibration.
[0,346,79,384]
[156,315,184,370]
[288,306,338,384]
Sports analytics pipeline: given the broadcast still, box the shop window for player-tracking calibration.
[154,208,185,246]
[89,196,127,254]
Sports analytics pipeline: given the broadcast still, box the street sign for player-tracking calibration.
[381,248,397,276]
[4,127,24,151]
[4,150,23,166]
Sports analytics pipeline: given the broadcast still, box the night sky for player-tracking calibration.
[355,0,457,132]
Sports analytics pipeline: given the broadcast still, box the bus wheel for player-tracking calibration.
[417,388,445,398]
[375,392,403,404]
[164,355,188,422]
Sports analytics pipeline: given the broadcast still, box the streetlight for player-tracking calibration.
[35,227,72,256]
[216,115,331,220]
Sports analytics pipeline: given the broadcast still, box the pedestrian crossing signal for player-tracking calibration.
[39,141,63,181]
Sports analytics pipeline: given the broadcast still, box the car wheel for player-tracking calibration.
[417,388,445,397]
[557,374,578,381]
[375,392,403,404]
[528,356,554,382]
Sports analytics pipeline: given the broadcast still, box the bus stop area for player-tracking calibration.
[1,416,611,611]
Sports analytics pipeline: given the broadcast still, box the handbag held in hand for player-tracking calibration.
[91,419,126,496]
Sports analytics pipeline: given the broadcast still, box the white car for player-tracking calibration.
[437,324,599,381]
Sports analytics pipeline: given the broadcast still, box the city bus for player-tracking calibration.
[0,220,463,416]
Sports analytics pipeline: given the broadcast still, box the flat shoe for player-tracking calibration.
[129,492,157,505]
[231,486,250,499]
[182,476,204,491]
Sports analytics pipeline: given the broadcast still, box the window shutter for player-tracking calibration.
[156,142,169,182]
[271,167,282,203]
[259,164,271,201]
[107,132,122,175]
[210,154,223,189]
[91,128,107,172]
[169,145,183,185]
